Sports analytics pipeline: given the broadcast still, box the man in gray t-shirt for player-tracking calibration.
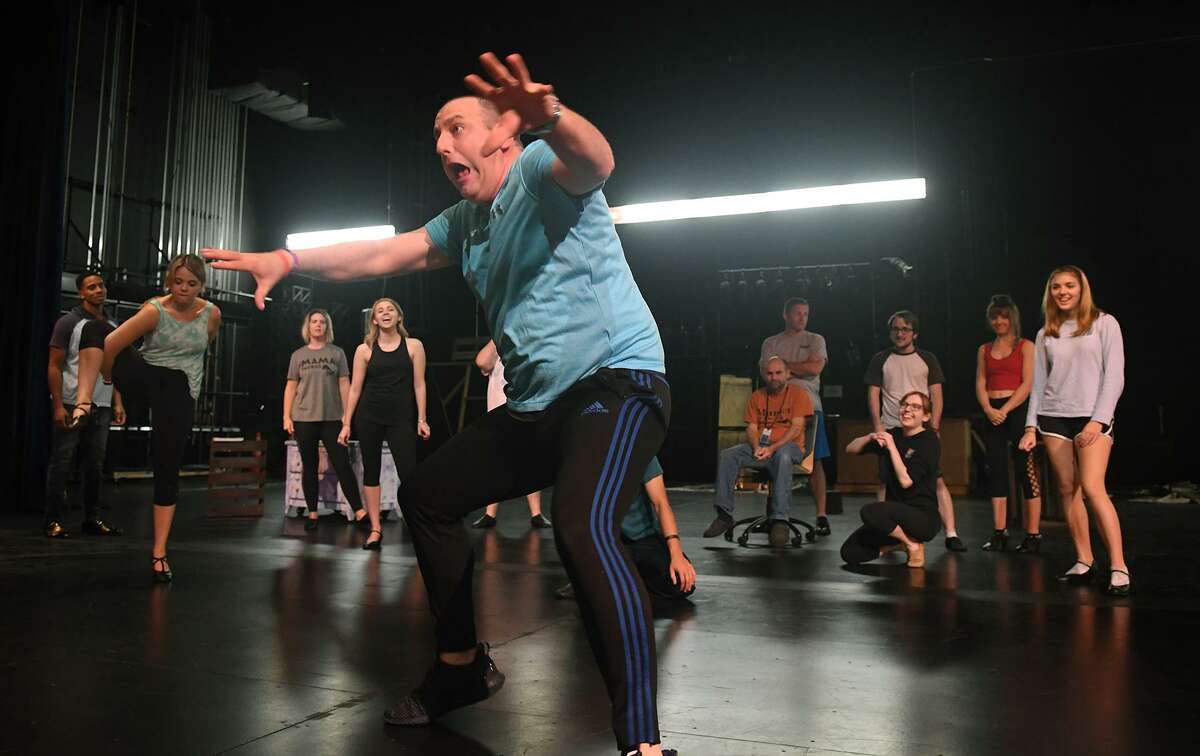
[863,310,965,551]
[44,272,125,538]
[759,297,832,535]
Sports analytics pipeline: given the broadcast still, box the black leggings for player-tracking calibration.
[293,420,363,511]
[80,320,193,506]
[355,416,416,487]
[397,368,670,752]
[841,500,942,564]
[982,398,1041,499]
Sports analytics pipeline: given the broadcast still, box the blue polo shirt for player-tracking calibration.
[424,140,664,412]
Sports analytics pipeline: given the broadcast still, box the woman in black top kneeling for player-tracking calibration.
[841,390,941,568]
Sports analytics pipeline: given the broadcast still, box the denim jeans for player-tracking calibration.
[43,404,112,524]
[714,441,804,521]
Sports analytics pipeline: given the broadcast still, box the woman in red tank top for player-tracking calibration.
[974,295,1043,553]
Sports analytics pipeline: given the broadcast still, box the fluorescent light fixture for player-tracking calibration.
[285,224,396,250]
[608,178,926,225]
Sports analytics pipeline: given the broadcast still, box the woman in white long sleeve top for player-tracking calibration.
[1019,265,1128,595]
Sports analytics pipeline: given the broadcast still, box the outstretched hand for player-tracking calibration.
[202,248,289,310]
[464,53,558,156]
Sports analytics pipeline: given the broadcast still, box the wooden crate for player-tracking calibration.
[835,418,971,496]
[208,435,267,517]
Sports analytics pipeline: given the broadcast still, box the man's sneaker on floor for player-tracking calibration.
[702,513,734,538]
[471,513,497,529]
[815,515,831,537]
[530,513,552,529]
[768,520,791,548]
[945,535,967,552]
[555,583,575,600]
[383,643,505,725]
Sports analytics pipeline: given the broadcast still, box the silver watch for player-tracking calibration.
[527,96,562,136]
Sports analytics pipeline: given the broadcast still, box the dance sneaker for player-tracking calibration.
[384,643,505,725]
[81,519,123,536]
[471,514,497,529]
[815,515,832,537]
[530,513,552,529]
[44,521,70,539]
[944,536,967,552]
[701,513,734,538]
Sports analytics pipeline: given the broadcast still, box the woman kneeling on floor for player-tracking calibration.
[841,390,941,568]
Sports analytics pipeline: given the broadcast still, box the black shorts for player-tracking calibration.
[1037,415,1113,442]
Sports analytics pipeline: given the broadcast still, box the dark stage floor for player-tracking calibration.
[3,480,1199,756]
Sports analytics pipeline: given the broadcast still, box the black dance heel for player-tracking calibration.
[1015,533,1043,554]
[151,555,172,583]
[1055,561,1093,584]
[362,529,383,551]
[1105,569,1132,596]
[981,530,1008,552]
[67,401,93,430]
[304,515,319,532]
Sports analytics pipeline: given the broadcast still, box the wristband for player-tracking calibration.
[276,248,300,273]
[664,534,680,542]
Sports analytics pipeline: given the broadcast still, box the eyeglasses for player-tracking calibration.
[890,326,914,333]
[899,402,926,411]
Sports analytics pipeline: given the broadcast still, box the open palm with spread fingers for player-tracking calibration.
[464,52,558,156]
[202,248,289,310]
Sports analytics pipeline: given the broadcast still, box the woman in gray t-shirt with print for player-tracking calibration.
[284,309,366,531]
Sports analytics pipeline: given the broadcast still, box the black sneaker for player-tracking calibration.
[471,514,497,529]
[815,516,831,536]
[945,536,967,552]
[702,513,734,538]
[621,749,678,756]
[530,513,552,529]
[384,644,505,725]
[81,519,123,536]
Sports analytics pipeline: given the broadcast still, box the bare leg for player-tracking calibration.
[484,502,499,517]
[876,484,886,503]
[153,504,176,573]
[991,496,1007,531]
[1077,437,1128,580]
[936,478,957,536]
[811,460,827,517]
[363,485,382,545]
[1024,496,1042,534]
[525,490,542,516]
[74,347,102,408]
[1043,436,1092,566]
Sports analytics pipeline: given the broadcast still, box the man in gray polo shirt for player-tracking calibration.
[43,271,125,538]
[863,310,965,552]
[759,297,833,536]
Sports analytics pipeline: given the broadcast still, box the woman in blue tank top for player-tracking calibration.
[73,254,221,583]
[340,298,430,549]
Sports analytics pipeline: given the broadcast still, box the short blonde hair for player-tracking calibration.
[163,253,207,292]
[301,309,334,344]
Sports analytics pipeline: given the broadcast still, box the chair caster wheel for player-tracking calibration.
[791,536,804,547]
[724,530,734,543]
[737,534,750,546]
[805,531,817,542]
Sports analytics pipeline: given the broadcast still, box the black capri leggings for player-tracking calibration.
[841,500,942,564]
[293,420,363,511]
[982,398,1041,500]
[355,416,416,487]
[80,320,193,506]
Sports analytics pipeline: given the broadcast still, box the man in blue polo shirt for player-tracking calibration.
[206,53,673,756]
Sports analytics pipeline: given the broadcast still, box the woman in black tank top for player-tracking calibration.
[340,298,431,549]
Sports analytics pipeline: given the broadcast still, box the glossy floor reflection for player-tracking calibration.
[2,480,1197,755]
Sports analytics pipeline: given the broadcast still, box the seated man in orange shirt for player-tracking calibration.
[703,356,812,547]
